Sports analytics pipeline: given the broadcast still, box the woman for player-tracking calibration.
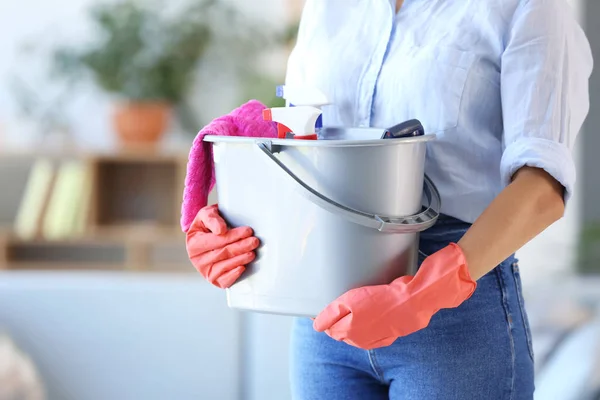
[185,0,593,398]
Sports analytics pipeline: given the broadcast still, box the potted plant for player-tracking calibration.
[52,0,269,146]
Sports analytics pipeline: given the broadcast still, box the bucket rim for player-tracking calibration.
[204,133,436,148]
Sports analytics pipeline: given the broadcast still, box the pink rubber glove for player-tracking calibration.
[186,205,260,289]
[313,243,477,349]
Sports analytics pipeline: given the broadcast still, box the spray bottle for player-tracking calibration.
[276,85,330,131]
[262,106,323,140]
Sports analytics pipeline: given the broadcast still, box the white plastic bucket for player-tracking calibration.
[205,134,440,317]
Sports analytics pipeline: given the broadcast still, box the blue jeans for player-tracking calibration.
[290,216,535,399]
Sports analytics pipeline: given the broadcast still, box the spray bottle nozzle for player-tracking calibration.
[263,106,323,137]
[276,85,330,107]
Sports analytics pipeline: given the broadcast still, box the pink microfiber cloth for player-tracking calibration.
[181,99,277,232]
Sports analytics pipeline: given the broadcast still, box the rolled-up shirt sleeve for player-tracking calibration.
[500,0,593,202]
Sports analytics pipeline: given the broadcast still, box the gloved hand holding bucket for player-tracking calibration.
[182,100,478,349]
[186,204,259,289]
[187,203,477,350]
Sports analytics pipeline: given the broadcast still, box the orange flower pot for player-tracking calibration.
[113,102,171,146]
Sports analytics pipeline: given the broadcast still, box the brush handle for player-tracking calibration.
[383,119,424,139]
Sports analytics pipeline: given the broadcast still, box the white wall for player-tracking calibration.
[0,0,107,149]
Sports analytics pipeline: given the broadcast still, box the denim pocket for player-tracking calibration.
[511,261,535,361]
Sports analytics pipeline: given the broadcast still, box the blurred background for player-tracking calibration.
[0,0,599,399]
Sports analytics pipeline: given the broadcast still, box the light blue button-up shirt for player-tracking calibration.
[285,0,593,223]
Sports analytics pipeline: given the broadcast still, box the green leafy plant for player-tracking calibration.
[52,0,272,104]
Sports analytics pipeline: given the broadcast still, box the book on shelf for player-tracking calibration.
[13,158,92,241]
[13,159,56,239]
[41,160,91,240]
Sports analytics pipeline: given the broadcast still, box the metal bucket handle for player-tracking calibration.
[257,141,441,233]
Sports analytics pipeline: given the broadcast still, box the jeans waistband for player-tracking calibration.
[420,214,471,242]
